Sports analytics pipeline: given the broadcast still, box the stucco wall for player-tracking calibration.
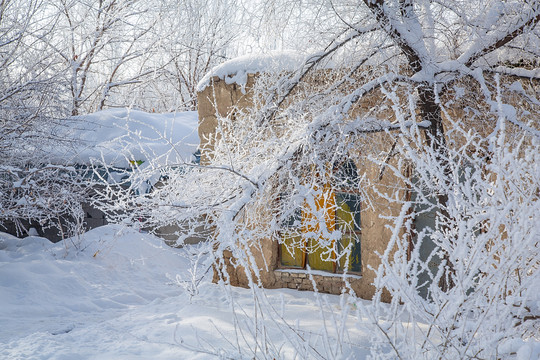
[197,75,257,165]
[198,74,406,301]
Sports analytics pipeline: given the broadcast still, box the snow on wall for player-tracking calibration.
[196,51,306,92]
[52,108,199,168]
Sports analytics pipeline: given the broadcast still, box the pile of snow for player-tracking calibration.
[0,226,187,343]
[52,108,199,168]
[0,226,370,359]
[197,51,306,92]
[2,226,538,359]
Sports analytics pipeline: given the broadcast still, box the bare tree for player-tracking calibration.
[0,0,63,153]
[44,0,239,114]
[125,0,239,112]
[50,0,159,115]
[0,0,89,241]
[85,0,540,357]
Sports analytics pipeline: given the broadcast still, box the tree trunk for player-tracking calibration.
[418,85,454,291]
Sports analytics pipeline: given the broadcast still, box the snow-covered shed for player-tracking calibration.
[196,52,539,301]
[64,108,200,238]
[55,108,199,169]
[197,53,404,301]
[6,108,199,241]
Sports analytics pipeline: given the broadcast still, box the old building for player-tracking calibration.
[197,57,407,301]
[196,52,538,301]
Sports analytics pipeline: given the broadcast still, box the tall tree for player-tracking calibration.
[51,0,158,115]
[92,1,540,357]
[0,0,88,239]
[129,0,238,112]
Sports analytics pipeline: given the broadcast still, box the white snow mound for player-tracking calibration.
[52,108,199,167]
[197,50,306,92]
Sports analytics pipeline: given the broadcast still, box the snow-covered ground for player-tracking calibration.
[0,225,370,359]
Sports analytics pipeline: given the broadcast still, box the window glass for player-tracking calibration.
[280,233,304,267]
[336,192,361,272]
[307,238,336,272]
[338,233,362,272]
[279,160,362,274]
[336,192,361,232]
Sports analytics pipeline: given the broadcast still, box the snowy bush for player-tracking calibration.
[361,100,539,359]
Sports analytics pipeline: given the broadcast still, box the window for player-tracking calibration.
[279,160,362,273]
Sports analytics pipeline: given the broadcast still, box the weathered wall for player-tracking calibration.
[197,75,257,165]
[198,69,539,300]
[198,74,404,302]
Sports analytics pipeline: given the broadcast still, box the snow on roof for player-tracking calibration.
[196,50,306,92]
[53,108,199,168]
